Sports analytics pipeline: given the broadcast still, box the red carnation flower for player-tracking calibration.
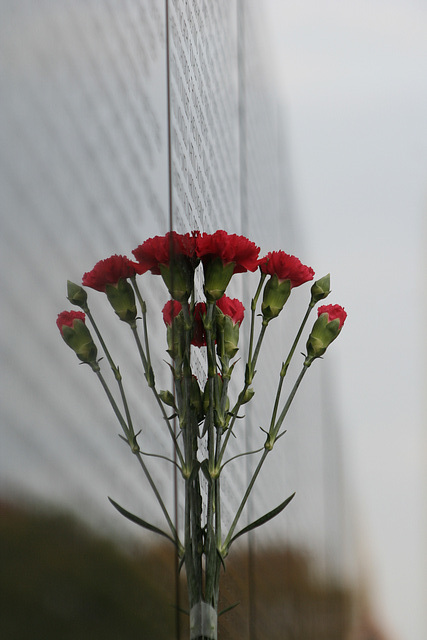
[216,295,245,326]
[132,232,198,275]
[82,255,143,292]
[56,310,86,335]
[162,300,183,326]
[162,300,207,347]
[317,304,347,328]
[196,230,260,274]
[259,251,314,288]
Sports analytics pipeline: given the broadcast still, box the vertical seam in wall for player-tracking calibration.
[165,2,181,637]
[237,2,257,638]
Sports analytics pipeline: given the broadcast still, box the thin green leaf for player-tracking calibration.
[200,459,212,484]
[217,548,226,572]
[219,601,240,617]
[228,492,295,548]
[108,497,178,548]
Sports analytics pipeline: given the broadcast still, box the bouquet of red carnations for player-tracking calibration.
[56,230,346,640]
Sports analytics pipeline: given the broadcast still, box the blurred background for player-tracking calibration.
[1,1,425,639]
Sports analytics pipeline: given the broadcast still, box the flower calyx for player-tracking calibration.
[305,304,347,366]
[310,274,331,306]
[67,280,88,309]
[261,274,291,322]
[259,251,314,322]
[196,231,260,301]
[82,255,140,325]
[56,311,98,365]
[133,232,199,302]
[215,295,245,359]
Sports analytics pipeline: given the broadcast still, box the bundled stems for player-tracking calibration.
[204,301,221,607]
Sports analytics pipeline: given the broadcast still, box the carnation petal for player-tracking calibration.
[259,251,314,287]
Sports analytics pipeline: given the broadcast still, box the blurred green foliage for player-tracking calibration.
[0,501,177,639]
[2,500,375,639]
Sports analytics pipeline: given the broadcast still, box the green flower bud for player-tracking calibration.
[261,274,291,322]
[165,315,185,362]
[203,375,229,424]
[238,387,255,405]
[67,281,88,309]
[159,389,177,409]
[310,274,331,305]
[216,314,240,359]
[57,311,97,364]
[305,304,347,366]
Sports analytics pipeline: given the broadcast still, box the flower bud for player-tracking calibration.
[105,280,137,324]
[215,297,244,359]
[305,304,347,366]
[159,389,177,409]
[238,387,255,405]
[203,375,229,423]
[310,274,331,305]
[57,311,97,363]
[203,257,235,302]
[216,314,240,359]
[67,281,88,308]
[162,300,185,360]
[261,274,291,322]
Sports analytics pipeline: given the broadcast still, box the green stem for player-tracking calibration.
[215,275,267,467]
[247,272,267,365]
[180,302,203,606]
[134,451,182,550]
[222,448,268,552]
[85,306,136,439]
[267,302,315,433]
[138,449,182,470]
[219,446,264,471]
[131,325,185,468]
[270,365,308,441]
[217,321,268,467]
[251,322,267,372]
[93,367,132,442]
[204,302,218,604]
[222,364,308,551]
[131,277,152,367]
[281,302,314,379]
[92,364,181,549]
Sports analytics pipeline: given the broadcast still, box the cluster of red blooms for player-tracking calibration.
[57,230,346,356]
[78,231,314,285]
[162,295,245,348]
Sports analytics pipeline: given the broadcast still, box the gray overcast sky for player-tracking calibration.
[264,2,427,639]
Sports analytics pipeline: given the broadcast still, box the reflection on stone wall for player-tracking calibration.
[1,0,366,636]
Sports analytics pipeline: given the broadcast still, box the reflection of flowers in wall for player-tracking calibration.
[57,230,346,640]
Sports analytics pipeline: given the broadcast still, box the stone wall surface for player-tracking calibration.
[0,1,356,636]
